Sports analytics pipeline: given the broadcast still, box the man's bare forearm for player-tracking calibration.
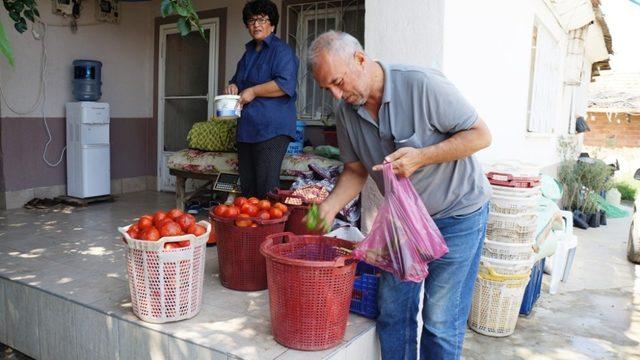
[323,161,368,214]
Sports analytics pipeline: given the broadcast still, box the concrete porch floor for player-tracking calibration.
[0,191,378,360]
[0,191,638,359]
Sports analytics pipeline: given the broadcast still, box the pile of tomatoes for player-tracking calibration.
[125,208,208,250]
[212,197,288,227]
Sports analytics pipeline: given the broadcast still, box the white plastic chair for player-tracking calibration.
[546,210,578,294]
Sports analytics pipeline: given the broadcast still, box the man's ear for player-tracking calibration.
[354,51,366,67]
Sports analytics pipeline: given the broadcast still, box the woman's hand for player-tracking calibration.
[237,87,257,109]
[225,84,239,95]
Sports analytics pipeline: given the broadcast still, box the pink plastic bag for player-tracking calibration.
[353,163,449,282]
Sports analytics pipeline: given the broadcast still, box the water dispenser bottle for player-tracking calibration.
[72,60,102,101]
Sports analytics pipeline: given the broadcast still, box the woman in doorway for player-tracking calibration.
[225,0,299,198]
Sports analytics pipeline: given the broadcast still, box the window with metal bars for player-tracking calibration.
[282,0,365,125]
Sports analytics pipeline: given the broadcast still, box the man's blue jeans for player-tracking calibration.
[377,202,489,360]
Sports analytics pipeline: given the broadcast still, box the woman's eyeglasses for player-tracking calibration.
[248,17,270,26]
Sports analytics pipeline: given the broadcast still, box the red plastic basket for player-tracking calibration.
[260,232,357,350]
[209,210,288,291]
[486,172,541,188]
[268,189,322,235]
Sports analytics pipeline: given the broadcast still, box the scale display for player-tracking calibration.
[213,173,241,193]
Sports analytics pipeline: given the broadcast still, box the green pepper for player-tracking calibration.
[305,203,331,232]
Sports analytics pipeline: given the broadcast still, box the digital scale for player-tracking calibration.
[212,173,242,193]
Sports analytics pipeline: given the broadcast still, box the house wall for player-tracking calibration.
[0,1,157,207]
[364,0,444,69]
[442,0,577,172]
[0,0,258,208]
[584,111,640,148]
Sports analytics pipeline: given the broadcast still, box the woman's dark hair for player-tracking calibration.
[242,0,279,32]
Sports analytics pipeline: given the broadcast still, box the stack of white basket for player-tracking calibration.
[468,163,541,337]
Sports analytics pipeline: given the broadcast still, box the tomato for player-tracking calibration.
[167,208,184,220]
[127,224,140,239]
[141,227,160,241]
[213,205,228,217]
[226,206,240,219]
[257,210,271,220]
[257,200,271,211]
[159,221,183,237]
[164,242,181,250]
[187,224,206,236]
[177,240,190,248]
[269,208,284,219]
[235,213,253,227]
[156,218,175,229]
[241,203,259,217]
[247,197,260,205]
[152,211,167,226]
[175,214,196,232]
[250,223,258,227]
[273,202,288,213]
[138,216,154,230]
[234,196,248,208]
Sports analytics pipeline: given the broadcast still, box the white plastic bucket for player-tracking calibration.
[214,95,241,119]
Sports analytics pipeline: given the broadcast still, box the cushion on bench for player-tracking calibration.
[167,149,342,177]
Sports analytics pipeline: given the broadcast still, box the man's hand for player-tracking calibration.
[237,87,257,109]
[302,202,337,233]
[225,84,238,95]
[372,147,425,177]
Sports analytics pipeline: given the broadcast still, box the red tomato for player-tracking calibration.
[250,223,258,227]
[138,216,154,230]
[187,224,206,236]
[269,208,283,219]
[175,214,196,232]
[167,208,184,220]
[235,213,253,227]
[247,197,260,205]
[257,210,271,220]
[152,211,167,226]
[257,200,271,211]
[177,240,190,248]
[207,230,216,245]
[213,205,228,217]
[164,242,180,250]
[226,206,240,219]
[234,196,248,208]
[156,218,175,229]
[159,221,183,237]
[273,202,288,213]
[241,203,259,217]
[126,224,140,239]
[141,227,160,241]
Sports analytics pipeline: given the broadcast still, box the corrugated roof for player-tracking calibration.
[588,72,640,110]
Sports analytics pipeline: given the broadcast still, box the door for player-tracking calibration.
[157,19,219,191]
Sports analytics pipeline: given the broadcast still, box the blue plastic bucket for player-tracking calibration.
[72,60,102,101]
[286,120,305,155]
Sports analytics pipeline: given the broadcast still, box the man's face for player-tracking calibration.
[312,51,368,106]
[246,15,274,42]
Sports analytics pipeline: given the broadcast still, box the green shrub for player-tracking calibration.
[616,181,637,201]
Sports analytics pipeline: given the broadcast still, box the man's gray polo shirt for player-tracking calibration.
[335,62,491,219]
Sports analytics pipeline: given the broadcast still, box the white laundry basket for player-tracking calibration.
[486,212,538,243]
[468,258,533,337]
[118,221,210,323]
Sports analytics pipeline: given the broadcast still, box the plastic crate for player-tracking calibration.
[350,262,380,319]
[519,258,545,316]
